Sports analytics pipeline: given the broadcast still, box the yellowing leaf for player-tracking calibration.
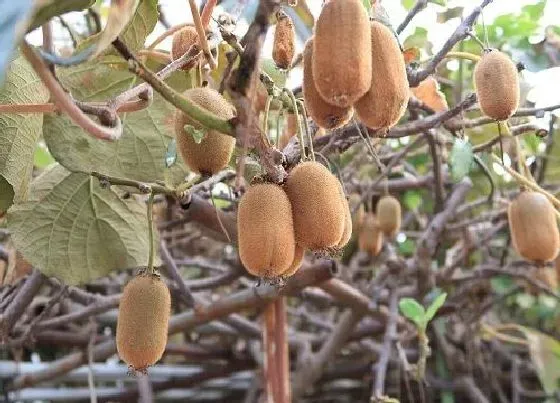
[403,47,420,64]
[411,76,449,112]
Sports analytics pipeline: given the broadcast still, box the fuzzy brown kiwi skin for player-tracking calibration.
[282,244,305,278]
[355,21,410,131]
[358,213,383,256]
[174,87,236,175]
[508,191,560,263]
[238,183,296,278]
[171,26,199,70]
[312,0,372,108]
[474,49,520,121]
[285,161,346,250]
[303,39,353,130]
[376,195,401,238]
[336,191,353,250]
[116,274,171,372]
[272,11,295,70]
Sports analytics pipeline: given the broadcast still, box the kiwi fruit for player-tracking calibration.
[272,11,295,69]
[303,39,353,129]
[508,191,560,262]
[283,244,305,278]
[355,21,409,131]
[474,49,520,121]
[411,76,448,112]
[348,194,365,233]
[171,26,199,70]
[116,274,171,372]
[285,161,346,250]
[174,87,236,175]
[358,213,383,256]
[376,195,401,238]
[336,192,353,249]
[312,0,372,107]
[237,183,296,278]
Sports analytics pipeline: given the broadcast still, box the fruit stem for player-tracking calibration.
[264,95,273,140]
[147,193,156,274]
[284,88,307,161]
[508,123,535,183]
[298,99,315,161]
[276,108,284,147]
[187,0,217,69]
[443,51,481,63]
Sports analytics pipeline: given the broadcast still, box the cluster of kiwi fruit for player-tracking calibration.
[357,195,402,256]
[303,0,409,132]
[116,273,171,372]
[237,161,352,279]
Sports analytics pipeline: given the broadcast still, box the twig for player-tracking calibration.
[187,0,217,69]
[291,309,364,400]
[412,178,473,296]
[397,0,427,34]
[0,271,45,339]
[372,287,399,401]
[408,0,494,87]
[263,303,280,402]
[274,298,291,403]
[21,42,123,141]
[112,38,234,136]
[424,130,444,213]
[159,240,197,308]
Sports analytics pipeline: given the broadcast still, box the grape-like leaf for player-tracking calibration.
[7,164,160,285]
[0,52,48,213]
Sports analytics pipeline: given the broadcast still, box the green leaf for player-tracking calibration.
[403,190,422,210]
[437,7,463,23]
[78,0,158,55]
[401,0,415,10]
[43,94,186,183]
[34,143,55,169]
[7,164,159,285]
[28,0,95,32]
[518,326,560,399]
[185,124,207,144]
[403,27,430,53]
[399,298,426,327]
[450,138,474,182]
[429,0,447,6]
[523,134,540,155]
[91,0,140,59]
[362,0,372,11]
[261,59,287,88]
[425,292,447,322]
[0,52,49,214]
